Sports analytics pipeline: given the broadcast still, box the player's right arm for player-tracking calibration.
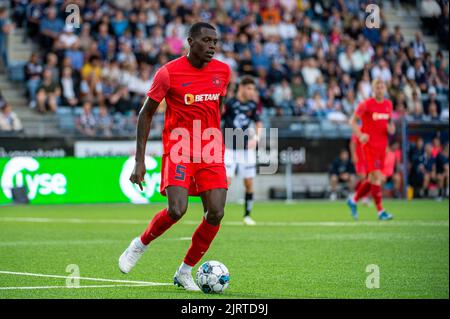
[130,97,160,191]
[349,101,369,144]
[130,66,170,191]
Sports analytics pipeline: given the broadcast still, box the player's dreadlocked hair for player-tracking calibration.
[188,22,216,38]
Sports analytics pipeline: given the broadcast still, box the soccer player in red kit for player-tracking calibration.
[350,129,370,206]
[118,22,231,291]
[347,79,395,221]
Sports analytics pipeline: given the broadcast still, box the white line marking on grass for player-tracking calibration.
[172,237,191,241]
[0,217,145,225]
[0,239,121,247]
[182,220,449,227]
[0,284,158,290]
[0,270,171,286]
[0,217,447,227]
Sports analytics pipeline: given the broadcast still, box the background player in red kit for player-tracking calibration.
[118,22,231,291]
[347,79,395,221]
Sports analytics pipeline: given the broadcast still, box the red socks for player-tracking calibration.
[140,208,177,245]
[183,218,220,267]
[355,180,363,192]
[370,184,384,213]
[140,210,221,268]
[354,181,372,202]
[353,180,384,214]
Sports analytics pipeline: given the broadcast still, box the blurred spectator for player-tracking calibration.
[423,86,442,115]
[301,58,322,87]
[431,137,442,158]
[44,52,59,83]
[273,78,292,113]
[60,67,79,107]
[329,149,355,200]
[382,143,403,198]
[0,6,13,71]
[435,143,449,199]
[65,42,84,73]
[36,68,60,113]
[291,96,308,117]
[0,100,23,132]
[411,32,427,58]
[420,0,442,36]
[55,25,79,51]
[424,101,441,121]
[308,91,327,119]
[25,53,43,108]
[39,6,64,50]
[290,75,308,100]
[96,105,113,137]
[128,67,152,113]
[371,59,392,84]
[111,10,129,38]
[342,90,358,115]
[76,101,96,137]
[327,104,348,123]
[308,75,327,99]
[415,143,436,198]
[108,85,131,114]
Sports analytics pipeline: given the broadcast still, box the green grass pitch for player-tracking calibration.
[0,200,448,299]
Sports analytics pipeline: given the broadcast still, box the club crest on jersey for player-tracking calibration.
[372,112,390,120]
[184,93,220,105]
[212,75,222,88]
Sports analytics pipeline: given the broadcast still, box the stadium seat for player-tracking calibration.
[7,61,26,82]
[303,122,321,138]
[58,111,76,132]
[320,120,339,138]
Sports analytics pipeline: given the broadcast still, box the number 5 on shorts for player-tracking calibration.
[174,164,186,181]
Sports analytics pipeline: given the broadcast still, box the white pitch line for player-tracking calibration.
[0,284,158,290]
[0,239,121,247]
[183,220,450,227]
[0,216,448,227]
[0,270,171,286]
[0,217,144,225]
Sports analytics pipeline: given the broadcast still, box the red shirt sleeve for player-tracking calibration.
[220,65,231,97]
[147,66,170,103]
[355,100,366,118]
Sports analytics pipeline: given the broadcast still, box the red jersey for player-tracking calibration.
[355,97,393,150]
[147,56,231,161]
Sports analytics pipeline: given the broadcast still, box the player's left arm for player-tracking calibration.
[220,66,232,114]
[220,96,226,115]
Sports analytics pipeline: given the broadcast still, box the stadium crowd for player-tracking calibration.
[4,0,447,135]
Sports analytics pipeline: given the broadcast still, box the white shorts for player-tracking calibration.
[224,148,257,179]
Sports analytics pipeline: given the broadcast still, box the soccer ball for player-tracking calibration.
[196,260,230,294]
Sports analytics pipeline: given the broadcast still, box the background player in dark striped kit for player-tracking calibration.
[222,76,262,225]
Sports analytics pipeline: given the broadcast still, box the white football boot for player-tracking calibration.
[118,237,147,274]
[173,270,201,291]
[243,216,256,226]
